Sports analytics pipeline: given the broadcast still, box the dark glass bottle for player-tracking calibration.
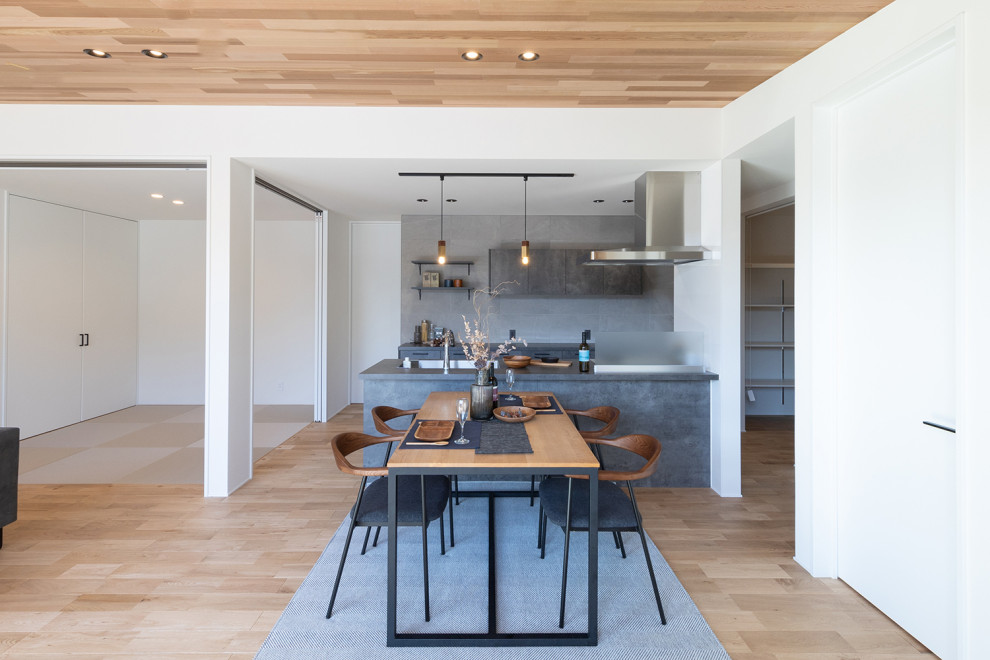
[578,331,590,373]
[488,362,499,405]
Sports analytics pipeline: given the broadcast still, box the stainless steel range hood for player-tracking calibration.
[587,171,715,265]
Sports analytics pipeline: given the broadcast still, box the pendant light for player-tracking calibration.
[437,175,446,265]
[521,175,530,265]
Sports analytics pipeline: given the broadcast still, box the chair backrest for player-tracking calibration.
[330,432,392,478]
[371,406,420,437]
[587,434,661,482]
[566,405,620,439]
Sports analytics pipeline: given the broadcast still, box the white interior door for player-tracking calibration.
[834,47,957,658]
[81,211,138,419]
[5,195,84,438]
[349,222,400,403]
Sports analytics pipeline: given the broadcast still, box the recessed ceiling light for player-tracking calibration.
[518,51,540,62]
[172,199,184,205]
[461,51,483,61]
[417,198,428,202]
[83,49,111,58]
[142,49,168,59]
[150,193,164,199]
[593,199,605,203]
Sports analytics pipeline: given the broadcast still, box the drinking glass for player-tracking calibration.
[455,398,470,444]
[505,368,517,402]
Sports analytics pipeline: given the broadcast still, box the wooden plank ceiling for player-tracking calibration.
[0,1,895,107]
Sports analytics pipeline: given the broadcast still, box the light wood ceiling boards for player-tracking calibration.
[0,1,896,107]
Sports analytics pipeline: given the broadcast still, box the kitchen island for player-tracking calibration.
[360,359,718,487]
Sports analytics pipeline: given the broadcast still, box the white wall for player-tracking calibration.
[349,221,401,403]
[253,220,316,405]
[721,1,990,656]
[674,160,742,497]
[137,220,206,404]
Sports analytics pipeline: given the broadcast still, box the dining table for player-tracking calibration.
[385,390,600,647]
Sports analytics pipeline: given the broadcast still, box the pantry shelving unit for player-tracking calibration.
[744,204,795,415]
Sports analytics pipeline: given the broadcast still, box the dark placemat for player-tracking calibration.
[499,393,563,414]
[401,419,479,450]
[476,419,534,454]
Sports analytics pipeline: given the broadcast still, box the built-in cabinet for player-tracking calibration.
[4,195,137,438]
[489,248,642,296]
[743,204,794,416]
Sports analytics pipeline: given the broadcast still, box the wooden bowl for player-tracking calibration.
[493,406,536,423]
[502,355,531,368]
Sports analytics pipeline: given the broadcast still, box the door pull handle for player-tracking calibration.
[79,333,85,347]
[923,421,956,434]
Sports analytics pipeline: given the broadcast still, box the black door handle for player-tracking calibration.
[79,333,85,347]
[923,420,956,434]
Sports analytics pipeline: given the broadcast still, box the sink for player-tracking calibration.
[408,359,496,369]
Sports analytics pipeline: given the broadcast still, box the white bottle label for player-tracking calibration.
[578,349,590,362]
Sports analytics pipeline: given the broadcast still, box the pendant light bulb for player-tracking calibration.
[436,175,447,264]
[521,175,530,266]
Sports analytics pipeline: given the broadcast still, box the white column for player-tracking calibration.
[204,156,254,497]
[673,160,742,497]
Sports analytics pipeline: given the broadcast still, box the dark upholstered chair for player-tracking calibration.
[326,432,451,622]
[532,406,621,528]
[0,427,20,549]
[369,406,456,549]
[538,434,665,628]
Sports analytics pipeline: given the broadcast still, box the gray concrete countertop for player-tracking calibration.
[362,359,718,381]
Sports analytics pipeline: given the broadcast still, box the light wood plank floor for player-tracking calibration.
[0,409,933,658]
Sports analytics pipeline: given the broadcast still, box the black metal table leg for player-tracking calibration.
[386,475,398,645]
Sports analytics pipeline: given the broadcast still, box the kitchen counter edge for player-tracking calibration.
[361,359,718,381]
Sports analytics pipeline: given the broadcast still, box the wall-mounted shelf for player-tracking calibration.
[746,379,795,388]
[411,260,473,275]
[745,303,795,309]
[411,286,474,300]
[746,261,794,269]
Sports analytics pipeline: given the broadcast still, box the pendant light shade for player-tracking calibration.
[437,176,446,264]
[521,176,530,266]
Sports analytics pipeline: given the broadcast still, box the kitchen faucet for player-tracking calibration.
[442,329,454,374]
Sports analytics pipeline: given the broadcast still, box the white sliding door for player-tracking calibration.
[4,197,138,438]
[5,195,84,438]
[82,211,138,419]
[834,46,958,659]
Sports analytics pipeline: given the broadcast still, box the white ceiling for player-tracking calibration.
[0,143,794,222]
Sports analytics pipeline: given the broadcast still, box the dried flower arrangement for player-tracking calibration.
[459,281,527,370]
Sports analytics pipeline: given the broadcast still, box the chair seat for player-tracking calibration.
[539,477,637,531]
[355,475,450,525]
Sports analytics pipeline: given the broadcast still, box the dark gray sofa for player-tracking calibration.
[0,427,19,549]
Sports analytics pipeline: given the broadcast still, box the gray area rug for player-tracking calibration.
[256,484,730,659]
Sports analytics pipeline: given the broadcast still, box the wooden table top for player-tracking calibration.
[388,391,599,471]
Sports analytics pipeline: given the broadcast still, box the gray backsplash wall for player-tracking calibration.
[401,214,674,345]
